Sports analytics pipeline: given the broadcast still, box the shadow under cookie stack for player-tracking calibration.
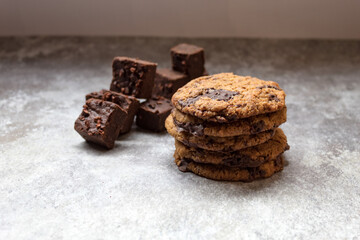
[166,73,290,182]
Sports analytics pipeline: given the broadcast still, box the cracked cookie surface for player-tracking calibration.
[171,73,286,122]
[166,115,275,151]
[174,128,289,168]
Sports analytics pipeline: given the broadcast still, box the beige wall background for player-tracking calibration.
[1,0,359,39]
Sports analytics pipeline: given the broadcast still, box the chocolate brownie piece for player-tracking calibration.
[136,98,172,132]
[74,99,126,149]
[86,89,140,134]
[171,43,205,79]
[86,89,107,100]
[110,57,157,98]
[152,68,189,98]
[102,91,140,134]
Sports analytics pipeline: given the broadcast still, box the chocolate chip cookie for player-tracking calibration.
[166,115,275,152]
[175,152,285,182]
[171,107,286,137]
[174,128,289,168]
[172,73,286,122]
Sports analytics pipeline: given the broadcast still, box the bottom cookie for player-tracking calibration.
[174,152,284,182]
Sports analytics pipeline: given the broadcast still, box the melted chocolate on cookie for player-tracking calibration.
[222,155,263,168]
[177,158,192,172]
[173,118,205,136]
[178,88,239,107]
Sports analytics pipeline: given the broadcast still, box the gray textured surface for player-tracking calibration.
[0,37,359,239]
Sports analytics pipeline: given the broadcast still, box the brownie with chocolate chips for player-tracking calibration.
[136,98,172,132]
[86,89,107,100]
[74,99,127,149]
[110,57,157,98]
[86,89,140,134]
[152,68,189,98]
[171,43,205,79]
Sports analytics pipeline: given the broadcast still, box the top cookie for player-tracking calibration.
[171,73,286,122]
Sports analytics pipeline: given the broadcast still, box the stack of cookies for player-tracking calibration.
[165,73,290,181]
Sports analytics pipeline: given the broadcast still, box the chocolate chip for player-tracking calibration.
[173,118,204,136]
[269,94,280,102]
[236,103,246,108]
[248,168,259,178]
[257,85,280,90]
[119,69,124,77]
[274,156,282,166]
[178,158,191,172]
[82,109,89,117]
[250,120,265,134]
[85,120,90,129]
[222,154,255,167]
[147,103,156,109]
[225,114,238,121]
[182,140,200,148]
[259,170,267,176]
[178,88,239,107]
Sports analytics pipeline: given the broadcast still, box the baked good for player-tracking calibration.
[175,152,285,182]
[74,99,126,149]
[171,43,205,79]
[136,98,172,132]
[165,115,275,151]
[174,128,289,168]
[171,73,286,122]
[171,107,286,137]
[152,68,189,98]
[110,57,157,98]
[86,89,140,134]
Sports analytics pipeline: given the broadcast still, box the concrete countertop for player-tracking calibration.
[1,37,359,239]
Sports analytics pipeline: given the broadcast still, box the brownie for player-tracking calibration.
[171,43,205,79]
[74,99,126,149]
[136,98,172,132]
[152,68,189,98]
[86,89,107,100]
[86,89,140,134]
[110,57,157,99]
